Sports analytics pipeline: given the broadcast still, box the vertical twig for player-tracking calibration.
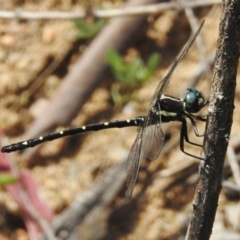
[186,1,240,239]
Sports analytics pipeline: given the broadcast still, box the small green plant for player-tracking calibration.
[105,49,160,106]
[0,173,17,186]
[74,18,106,39]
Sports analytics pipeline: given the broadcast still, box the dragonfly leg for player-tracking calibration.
[186,114,208,137]
[179,118,205,160]
[192,114,208,121]
[181,118,202,147]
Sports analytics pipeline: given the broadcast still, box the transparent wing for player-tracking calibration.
[126,127,144,199]
[125,20,204,199]
[150,20,204,108]
[141,123,165,161]
[125,121,165,199]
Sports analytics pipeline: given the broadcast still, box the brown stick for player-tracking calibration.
[186,1,240,239]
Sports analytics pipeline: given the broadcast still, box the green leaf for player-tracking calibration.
[147,53,161,73]
[74,19,106,39]
[105,49,125,72]
[0,174,17,186]
[105,50,161,106]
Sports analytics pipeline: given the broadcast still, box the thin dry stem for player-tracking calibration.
[0,0,221,20]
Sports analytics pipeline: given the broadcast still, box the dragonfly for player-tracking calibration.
[1,20,207,198]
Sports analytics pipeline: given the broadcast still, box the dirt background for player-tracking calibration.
[0,1,240,240]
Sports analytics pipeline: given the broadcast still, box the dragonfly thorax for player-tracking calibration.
[149,95,182,123]
[149,88,207,124]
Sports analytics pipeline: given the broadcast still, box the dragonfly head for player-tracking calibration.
[183,88,208,113]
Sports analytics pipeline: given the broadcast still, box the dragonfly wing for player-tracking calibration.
[150,20,204,108]
[125,123,164,198]
[142,123,165,161]
[126,127,144,199]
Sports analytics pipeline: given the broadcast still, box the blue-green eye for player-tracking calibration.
[186,90,197,104]
[184,88,205,113]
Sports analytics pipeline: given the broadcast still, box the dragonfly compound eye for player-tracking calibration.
[184,88,205,113]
